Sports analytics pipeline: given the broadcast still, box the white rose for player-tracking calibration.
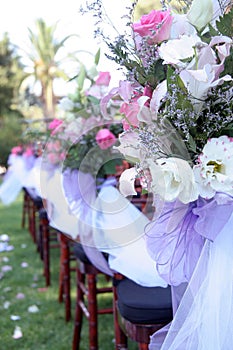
[147,157,198,204]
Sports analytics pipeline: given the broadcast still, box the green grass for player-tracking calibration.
[0,192,138,350]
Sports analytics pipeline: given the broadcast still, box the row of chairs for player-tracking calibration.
[21,186,173,349]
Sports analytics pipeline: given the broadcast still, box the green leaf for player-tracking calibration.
[187,134,197,153]
[216,6,233,37]
[94,48,101,65]
[77,64,86,90]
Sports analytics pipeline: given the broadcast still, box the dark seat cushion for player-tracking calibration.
[33,196,43,209]
[39,208,48,220]
[23,187,43,209]
[73,242,92,264]
[116,278,173,324]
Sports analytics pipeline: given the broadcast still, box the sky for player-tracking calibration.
[0,0,130,94]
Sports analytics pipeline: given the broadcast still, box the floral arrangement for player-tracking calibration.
[86,0,233,204]
[42,54,123,178]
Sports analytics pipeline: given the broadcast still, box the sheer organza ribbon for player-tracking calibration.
[149,197,233,350]
[145,193,233,286]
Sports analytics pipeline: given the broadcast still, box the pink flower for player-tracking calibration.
[48,119,63,135]
[11,146,23,155]
[120,102,140,130]
[23,147,33,157]
[47,153,60,165]
[95,71,111,86]
[95,128,117,150]
[120,92,142,130]
[133,9,173,44]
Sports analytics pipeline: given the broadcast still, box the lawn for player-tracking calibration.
[0,191,138,350]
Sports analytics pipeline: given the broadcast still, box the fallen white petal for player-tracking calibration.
[0,234,9,242]
[16,293,25,300]
[3,301,11,309]
[6,245,14,251]
[28,305,39,313]
[21,262,28,268]
[12,326,23,339]
[11,315,21,321]
[2,265,12,272]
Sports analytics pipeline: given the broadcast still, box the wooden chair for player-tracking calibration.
[113,274,173,350]
[72,242,113,350]
[58,233,76,322]
[22,187,43,245]
[38,208,60,286]
[21,187,30,229]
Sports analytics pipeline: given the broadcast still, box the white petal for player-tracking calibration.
[119,168,137,197]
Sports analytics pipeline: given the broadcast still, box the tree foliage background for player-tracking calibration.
[0,34,26,166]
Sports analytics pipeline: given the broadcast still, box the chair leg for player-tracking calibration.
[113,276,128,350]
[58,244,64,303]
[72,266,85,350]
[58,234,71,321]
[22,191,28,229]
[139,344,149,350]
[87,274,98,350]
[28,199,37,243]
[41,217,50,287]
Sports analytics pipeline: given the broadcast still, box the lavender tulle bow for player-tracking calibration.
[145,194,233,286]
[62,168,114,276]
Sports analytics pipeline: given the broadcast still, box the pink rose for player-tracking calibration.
[11,146,23,155]
[48,118,63,135]
[133,10,173,44]
[95,72,111,86]
[95,128,117,150]
[23,147,33,157]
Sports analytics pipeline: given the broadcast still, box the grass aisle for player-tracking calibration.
[0,192,129,350]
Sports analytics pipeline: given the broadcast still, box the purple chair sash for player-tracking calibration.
[145,193,233,286]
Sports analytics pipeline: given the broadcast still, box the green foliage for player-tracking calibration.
[0,34,26,116]
[0,113,24,166]
[63,123,123,178]
[216,6,233,37]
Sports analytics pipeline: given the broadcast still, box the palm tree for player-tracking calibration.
[26,18,76,122]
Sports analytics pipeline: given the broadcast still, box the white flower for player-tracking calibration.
[187,0,232,31]
[179,64,232,113]
[135,80,168,124]
[187,0,213,31]
[147,157,199,204]
[158,34,201,67]
[193,136,233,199]
[114,131,145,163]
[119,167,137,197]
[170,14,197,39]
[59,97,75,112]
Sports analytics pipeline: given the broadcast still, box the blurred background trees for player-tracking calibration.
[0,34,26,166]
[0,1,186,167]
[0,19,77,167]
